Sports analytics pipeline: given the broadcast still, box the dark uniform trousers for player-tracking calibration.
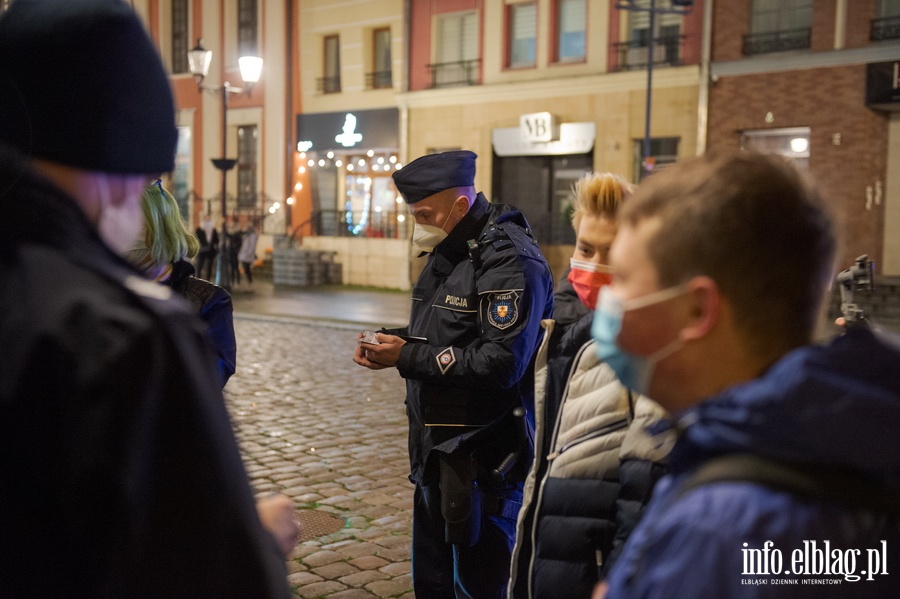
[413,481,522,598]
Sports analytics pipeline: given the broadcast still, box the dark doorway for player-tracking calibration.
[491,152,593,245]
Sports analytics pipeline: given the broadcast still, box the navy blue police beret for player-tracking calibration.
[0,0,178,174]
[392,150,477,204]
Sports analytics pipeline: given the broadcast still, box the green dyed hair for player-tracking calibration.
[141,180,200,265]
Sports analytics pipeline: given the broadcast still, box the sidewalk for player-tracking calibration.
[230,281,411,329]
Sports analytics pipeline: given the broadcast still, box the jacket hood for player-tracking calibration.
[671,327,900,481]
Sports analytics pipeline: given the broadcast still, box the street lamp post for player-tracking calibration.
[188,39,263,291]
[616,1,693,179]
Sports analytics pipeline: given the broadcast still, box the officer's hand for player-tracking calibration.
[353,332,398,370]
[591,581,609,599]
[355,332,405,368]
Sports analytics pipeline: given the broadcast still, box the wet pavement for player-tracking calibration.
[226,282,415,598]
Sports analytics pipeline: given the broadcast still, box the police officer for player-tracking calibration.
[353,150,554,598]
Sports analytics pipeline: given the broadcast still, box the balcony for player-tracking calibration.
[427,59,481,89]
[871,16,900,42]
[365,70,393,90]
[742,28,811,56]
[612,35,686,71]
[316,76,341,94]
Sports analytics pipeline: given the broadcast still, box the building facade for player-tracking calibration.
[132,0,290,255]
[707,0,900,274]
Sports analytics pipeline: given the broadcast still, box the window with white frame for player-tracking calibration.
[556,0,586,62]
[508,2,537,68]
[433,11,479,86]
[751,0,812,33]
[371,28,392,89]
[322,35,341,93]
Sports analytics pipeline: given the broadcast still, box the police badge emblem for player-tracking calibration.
[486,290,520,330]
[436,347,456,374]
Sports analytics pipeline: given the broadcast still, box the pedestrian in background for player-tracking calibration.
[508,173,671,599]
[195,216,219,280]
[227,217,244,285]
[354,150,554,598]
[598,152,900,598]
[126,180,237,387]
[239,220,260,287]
[0,1,295,596]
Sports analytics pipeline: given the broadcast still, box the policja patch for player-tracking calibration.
[486,290,520,330]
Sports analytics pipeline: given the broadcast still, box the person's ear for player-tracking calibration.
[679,276,720,342]
[454,195,470,216]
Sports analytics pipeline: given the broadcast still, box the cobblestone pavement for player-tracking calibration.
[226,314,414,598]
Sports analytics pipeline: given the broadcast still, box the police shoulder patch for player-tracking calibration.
[485,290,520,330]
[436,347,456,375]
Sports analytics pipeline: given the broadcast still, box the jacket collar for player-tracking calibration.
[430,193,491,276]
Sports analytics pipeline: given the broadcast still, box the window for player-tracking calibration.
[321,35,341,93]
[508,2,537,68]
[555,0,586,62]
[369,28,392,89]
[877,0,900,16]
[872,0,900,41]
[432,11,479,87]
[618,1,684,70]
[744,0,811,54]
[632,137,679,182]
[237,0,258,56]
[170,0,189,74]
[740,128,810,170]
[237,125,258,209]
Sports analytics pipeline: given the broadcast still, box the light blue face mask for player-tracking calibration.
[591,284,687,395]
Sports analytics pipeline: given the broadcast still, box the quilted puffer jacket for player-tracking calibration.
[508,314,671,599]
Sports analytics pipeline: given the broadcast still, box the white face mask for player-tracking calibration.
[95,174,146,256]
[412,201,457,253]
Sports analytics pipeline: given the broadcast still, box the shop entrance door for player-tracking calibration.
[491,153,592,245]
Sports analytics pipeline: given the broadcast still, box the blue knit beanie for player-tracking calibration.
[0,0,178,174]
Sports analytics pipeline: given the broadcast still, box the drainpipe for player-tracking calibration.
[696,0,713,155]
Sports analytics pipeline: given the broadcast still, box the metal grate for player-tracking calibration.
[296,510,345,541]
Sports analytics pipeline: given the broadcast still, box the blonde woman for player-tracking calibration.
[508,173,672,599]
[126,180,236,387]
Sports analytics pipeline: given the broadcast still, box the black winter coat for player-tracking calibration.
[390,194,554,484]
[167,260,236,387]
[0,147,290,598]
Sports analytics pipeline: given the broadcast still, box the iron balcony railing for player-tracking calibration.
[742,27,811,56]
[309,209,411,239]
[316,76,341,94]
[871,15,900,41]
[365,70,393,89]
[427,59,481,89]
[611,35,686,71]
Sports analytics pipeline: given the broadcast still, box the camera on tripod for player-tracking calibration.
[837,255,875,327]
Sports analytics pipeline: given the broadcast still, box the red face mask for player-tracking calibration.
[567,258,613,310]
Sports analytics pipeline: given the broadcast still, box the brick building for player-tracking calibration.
[706,0,900,274]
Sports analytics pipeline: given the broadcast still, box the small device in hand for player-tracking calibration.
[360,330,380,345]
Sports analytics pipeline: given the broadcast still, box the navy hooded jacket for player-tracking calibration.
[605,326,900,598]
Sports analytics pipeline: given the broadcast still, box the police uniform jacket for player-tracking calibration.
[0,146,290,598]
[390,193,554,484]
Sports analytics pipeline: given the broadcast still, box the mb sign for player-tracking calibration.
[520,112,559,143]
